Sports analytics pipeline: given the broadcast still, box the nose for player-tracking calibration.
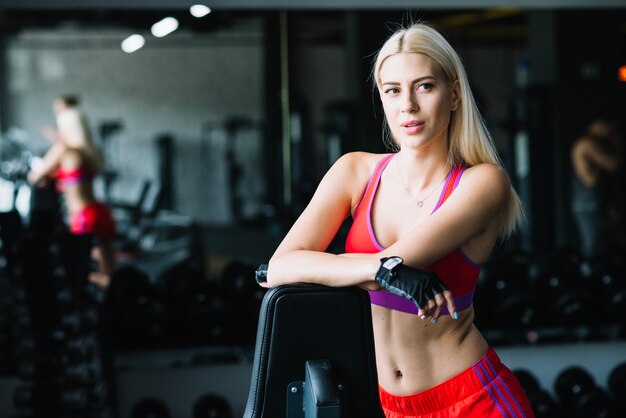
[401,91,418,113]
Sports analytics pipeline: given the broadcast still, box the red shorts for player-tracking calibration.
[69,202,116,243]
[379,347,535,418]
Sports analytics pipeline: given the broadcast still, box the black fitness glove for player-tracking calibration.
[255,263,268,284]
[375,256,448,311]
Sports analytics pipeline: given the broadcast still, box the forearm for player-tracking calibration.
[29,143,65,183]
[267,250,379,288]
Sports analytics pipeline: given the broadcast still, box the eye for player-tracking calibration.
[384,87,400,95]
[417,83,434,93]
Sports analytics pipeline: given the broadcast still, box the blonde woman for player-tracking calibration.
[28,95,115,288]
[259,22,534,417]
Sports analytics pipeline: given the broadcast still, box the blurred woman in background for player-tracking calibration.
[28,95,116,288]
[571,115,624,259]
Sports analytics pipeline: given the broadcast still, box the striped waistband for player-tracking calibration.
[378,347,529,417]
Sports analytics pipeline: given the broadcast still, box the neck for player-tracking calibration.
[394,149,450,191]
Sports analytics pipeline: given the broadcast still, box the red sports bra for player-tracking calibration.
[345,154,479,315]
[56,166,96,190]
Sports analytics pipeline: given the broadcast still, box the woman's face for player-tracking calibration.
[53,99,68,116]
[589,120,616,140]
[378,52,459,151]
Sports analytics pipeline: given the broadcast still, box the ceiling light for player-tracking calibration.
[151,17,179,38]
[190,4,211,18]
[121,34,145,53]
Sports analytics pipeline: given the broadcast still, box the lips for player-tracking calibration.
[401,120,425,134]
[401,120,424,128]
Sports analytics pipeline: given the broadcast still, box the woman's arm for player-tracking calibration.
[377,163,511,269]
[269,161,510,285]
[27,142,66,185]
[572,137,621,187]
[267,152,380,287]
[268,159,507,320]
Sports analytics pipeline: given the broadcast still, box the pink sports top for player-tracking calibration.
[345,154,479,315]
[56,167,96,190]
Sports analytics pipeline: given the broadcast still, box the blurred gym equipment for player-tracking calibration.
[193,393,233,418]
[0,217,116,418]
[108,265,167,349]
[131,397,171,418]
[0,132,33,219]
[0,132,32,185]
[608,362,626,416]
[481,250,541,330]
[554,366,611,418]
[530,248,591,328]
[513,369,560,418]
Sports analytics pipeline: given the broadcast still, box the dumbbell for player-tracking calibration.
[513,369,560,418]
[60,388,89,412]
[529,252,591,327]
[592,271,626,323]
[608,362,626,416]
[13,383,60,412]
[13,304,32,329]
[64,359,103,384]
[0,312,15,374]
[584,251,626,323]
[60,383,111,414]
[0,340,12,375]
[480,260,542,330]
[131,397,171,418]
[554,366,611,418]
[108,265,166,348]
[193,393,233,418]
[59,308,100,337]
[162,263,231,345]
[66,334,98,359]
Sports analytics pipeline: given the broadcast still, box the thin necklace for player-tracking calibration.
[395,163,448,208]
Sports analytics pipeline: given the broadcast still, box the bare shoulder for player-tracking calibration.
[326,152,391,212]
[334,151,386,171]
[328,151,389,184]
[572,136,594,155]
[461,163,510,202]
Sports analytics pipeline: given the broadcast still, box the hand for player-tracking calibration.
[375,256,457,322]
[27,170,48,187]
[255,263,269,287]
[358,281,382,291]
[41,126,59,142]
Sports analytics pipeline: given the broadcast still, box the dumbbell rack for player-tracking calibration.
[3,224,116,418]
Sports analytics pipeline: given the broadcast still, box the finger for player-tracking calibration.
[420,299,435,320]
[443,290,458,319]
[418,305,429,320]
[431,293,445,322]
[427,298,436,313]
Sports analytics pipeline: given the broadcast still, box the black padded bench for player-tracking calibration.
[243,284,385,418]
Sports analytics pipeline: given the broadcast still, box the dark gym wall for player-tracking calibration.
[526,9,625,253]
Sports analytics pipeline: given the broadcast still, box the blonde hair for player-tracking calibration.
[373,22,523,239]
[56,98,103,172]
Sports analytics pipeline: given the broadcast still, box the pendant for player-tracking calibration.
[417,201,424,208]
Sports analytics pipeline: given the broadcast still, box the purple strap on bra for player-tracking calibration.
[368,289,475,316]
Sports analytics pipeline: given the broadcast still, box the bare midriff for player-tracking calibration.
[63,182,97,214]
[372,304,488,395]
